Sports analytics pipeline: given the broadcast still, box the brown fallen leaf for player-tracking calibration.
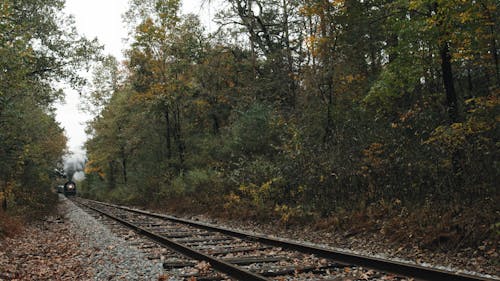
[158,274,169,281]
[195,260,212,274]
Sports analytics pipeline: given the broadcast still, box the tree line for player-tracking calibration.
[0,0,98,218]
[82,0,498,245]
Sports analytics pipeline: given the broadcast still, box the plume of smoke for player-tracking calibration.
[64,154,86,181]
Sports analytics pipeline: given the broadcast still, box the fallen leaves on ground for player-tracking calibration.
[0,216,94,280]
[195,261,211,275]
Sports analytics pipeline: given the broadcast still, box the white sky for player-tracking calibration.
[55,0,220,163]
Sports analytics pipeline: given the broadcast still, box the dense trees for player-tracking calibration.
[0,0,99,216]
[82,0,498,247]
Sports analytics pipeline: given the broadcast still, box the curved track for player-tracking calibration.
[73,198,496,281]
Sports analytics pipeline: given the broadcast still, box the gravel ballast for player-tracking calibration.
[62,196,165,280]
[167,212,500,279]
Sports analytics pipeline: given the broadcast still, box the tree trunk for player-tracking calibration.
[108,161,116,189]
[388,34,398,63]
[174,104,185,164]
[212,113,220,135]
[122,159,127,184]
[323,80,334,143]
[318,7,336,143]
[164,108,172,159]
[283,0,296,108]
[2,179,7,211]
[121,146,127,184]
[490,26,499,86]
[467,66,473,95]
[307,15,316,67]
[433,2,459,123]
[440,41,459,123]
[440,41,465,174]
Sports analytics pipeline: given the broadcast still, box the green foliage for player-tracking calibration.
[0,0,99,217]
[81,0,498,249]
[426,95,498,152]
[161,169,219,198]
[365,65,420,115]
[492,222,500,237]
[229,104,281,156]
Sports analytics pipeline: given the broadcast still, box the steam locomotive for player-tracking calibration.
[63,180,77,196]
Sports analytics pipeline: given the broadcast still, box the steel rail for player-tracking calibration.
[75,199,269,281]
[85,198,497,281]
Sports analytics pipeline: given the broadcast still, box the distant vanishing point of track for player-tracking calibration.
[72,197,497,281]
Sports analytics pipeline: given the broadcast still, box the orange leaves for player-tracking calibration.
[425,120,493,151]
[362,142,385,163]
[305,36,332,58]
[425,94,498,152]
[193,99,209,109]
[223,192,241,211]
[84,160,103,175]
[137,17,155,34]
[360,142,388,179]
[0,218,94,280]
[305,37,318,58]
[465,94,500,110]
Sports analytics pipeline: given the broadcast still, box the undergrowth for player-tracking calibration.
[0,211,23,239]
[145,194,499,254]
[0,187,59,239]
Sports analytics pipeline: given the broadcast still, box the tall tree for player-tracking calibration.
[126,0,205,164]
[218,0,304,108]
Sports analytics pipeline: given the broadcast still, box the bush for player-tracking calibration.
[159,169,221,201]
[229,104,281,157]
[11,184,58,219]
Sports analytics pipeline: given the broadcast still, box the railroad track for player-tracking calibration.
[73,197,496,281]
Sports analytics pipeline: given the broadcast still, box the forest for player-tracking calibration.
[1,0,498,252]
[79,0,499,250]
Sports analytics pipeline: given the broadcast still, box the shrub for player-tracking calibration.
[229,104,281,157]
[159,169,221,203]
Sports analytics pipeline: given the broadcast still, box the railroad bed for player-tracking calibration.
[72,197,497,281]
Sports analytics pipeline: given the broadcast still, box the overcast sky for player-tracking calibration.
[55,0,220,163]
